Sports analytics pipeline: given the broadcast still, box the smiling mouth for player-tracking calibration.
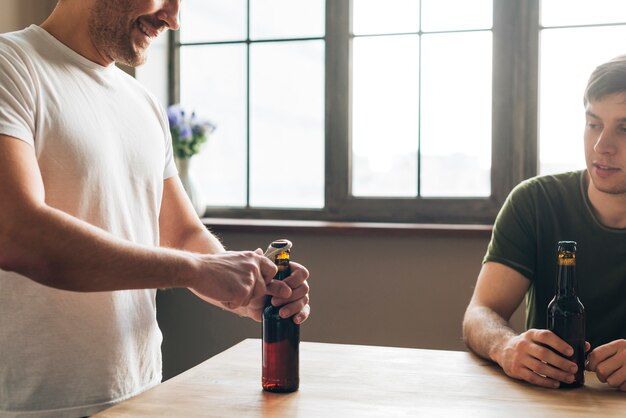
[136,20,160,39]
[594,163,620,170]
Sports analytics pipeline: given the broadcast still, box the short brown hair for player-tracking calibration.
[584,55,626,105]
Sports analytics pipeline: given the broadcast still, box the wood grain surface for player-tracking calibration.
[94,339,626,417]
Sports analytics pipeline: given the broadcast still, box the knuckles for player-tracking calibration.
[595,364,609,382]
[605,374,625,388]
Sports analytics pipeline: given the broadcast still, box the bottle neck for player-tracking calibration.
[556,263,576,296]
[265,259,290,309]
[275,261,291,281]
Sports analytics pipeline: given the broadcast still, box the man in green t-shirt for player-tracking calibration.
[463,55,626,391]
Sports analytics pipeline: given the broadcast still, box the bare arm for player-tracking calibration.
[0,135,274,311]
[463,262,579,388]
[0,135,198,291]
[463,262,528,359]
[158,167,310,323]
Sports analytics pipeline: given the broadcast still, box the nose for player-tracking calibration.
[593,129,617,155]
[156,0,181,31]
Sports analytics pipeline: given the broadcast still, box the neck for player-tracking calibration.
[585,171,626,229]
[40,0,113,67]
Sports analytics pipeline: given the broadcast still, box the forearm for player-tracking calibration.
[462,303,518,363]
[160,222,235,307]
[162,223,225,255]
[0,203,198,292]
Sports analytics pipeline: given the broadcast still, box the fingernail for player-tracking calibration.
[280,309,290,318]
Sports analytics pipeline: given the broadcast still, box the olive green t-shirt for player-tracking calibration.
[484,170,626,348]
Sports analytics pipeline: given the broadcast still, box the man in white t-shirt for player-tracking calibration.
[0,1,311,417]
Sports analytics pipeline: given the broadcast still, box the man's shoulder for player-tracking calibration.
[0,26,49,76]
[0,26,38,54]
[500,170,586,218]
[513,170,583,196]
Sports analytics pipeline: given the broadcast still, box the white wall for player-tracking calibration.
[0,0,56,33]
[0,0,19,32]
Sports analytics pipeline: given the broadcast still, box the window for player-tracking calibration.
[538,0,626,175]
[170,0,626,224]
[351,0,492,199]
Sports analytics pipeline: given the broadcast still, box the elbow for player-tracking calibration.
[0,213,55,284]
[0,255,14,273]
[0,231,21,272]
[0,205,32,272]
[0,236,40,276]
[461,302,479,349]
[461,311,471,349]
[0,241,62,290]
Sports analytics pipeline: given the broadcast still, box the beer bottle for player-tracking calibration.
[547,241,586,388]
[262,239,299,392]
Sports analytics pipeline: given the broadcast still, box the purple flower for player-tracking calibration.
[167,104,184,128]
[180,125,192,141]
[167,104,217,159]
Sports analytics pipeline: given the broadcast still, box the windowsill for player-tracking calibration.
[202,217,493,238]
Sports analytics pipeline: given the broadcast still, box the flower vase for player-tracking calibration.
[175,157,205,217]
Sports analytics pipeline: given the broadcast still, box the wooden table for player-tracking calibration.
[94,339,626,417]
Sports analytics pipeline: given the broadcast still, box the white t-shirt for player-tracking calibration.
[0,26,177,417]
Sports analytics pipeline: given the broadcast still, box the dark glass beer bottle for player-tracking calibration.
[262,239,299,393]
[547,241,586,388]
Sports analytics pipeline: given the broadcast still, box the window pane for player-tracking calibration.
[180,0,247,43]
[352,35,420,197]
[421,0,493,32]
[250,0,325,40]
[249,41,325,208]
[180,45,248,207]
[541,0,626,27]
[353,0,419,35]
[420,31,492,197]
[539,26,626,175]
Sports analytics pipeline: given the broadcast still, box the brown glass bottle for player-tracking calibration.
[547,241,586,388]
[262,239,299,393]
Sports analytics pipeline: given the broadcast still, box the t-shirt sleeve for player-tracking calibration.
[157,103,177,179]
[0,41,36,146]
[484,179,538,281]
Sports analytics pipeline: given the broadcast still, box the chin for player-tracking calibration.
[115,50,148,67]
[589,177,626,195]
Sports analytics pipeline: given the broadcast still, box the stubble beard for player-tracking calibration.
[587,169,626,196]
[87,1,147,67]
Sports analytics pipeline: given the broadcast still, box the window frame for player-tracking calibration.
[169,0,540,224]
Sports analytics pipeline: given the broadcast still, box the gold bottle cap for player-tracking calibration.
[558,240,576,265]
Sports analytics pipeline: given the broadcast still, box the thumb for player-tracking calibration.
[255,248,277,284]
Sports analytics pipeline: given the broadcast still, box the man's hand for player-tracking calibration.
[229,255,310,323]
[267,261,310,325]
[587,339,626,391]
[493,329,588,388]
[189,249,279,313]
[188,249,310,324]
